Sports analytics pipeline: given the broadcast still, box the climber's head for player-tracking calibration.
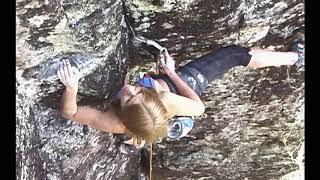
[113,84,170,143]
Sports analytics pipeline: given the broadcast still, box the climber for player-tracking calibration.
[57,34,304,154]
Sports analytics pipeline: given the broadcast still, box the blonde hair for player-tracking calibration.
[110,87,170,143]
[109,87,170,180]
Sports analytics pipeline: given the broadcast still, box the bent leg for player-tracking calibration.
[175,45,251,96]
[176,45,300,96]
[182,45,251,83]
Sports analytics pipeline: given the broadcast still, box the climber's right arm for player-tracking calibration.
[58,59,126,134]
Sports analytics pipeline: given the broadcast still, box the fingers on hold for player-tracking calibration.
[63,59,70,76]
[66,60,71,68]
[159,57,166,66]
[62,61,69,79]
[73,67,80,76]
[59,61,64,71]
[63,59,69,69]
[67,60,72,69]
[58,69,65,82]
[63,59,69,63]
[66,62,72,77]
[164,50,170,59]
[57,69,62,80]
[164,49,169,56]
[63,69,69,80]
[63,59,79,78]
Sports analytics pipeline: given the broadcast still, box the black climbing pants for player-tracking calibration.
[167,45,252,96]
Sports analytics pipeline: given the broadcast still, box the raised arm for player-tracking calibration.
[57,60,126,134]
[158,52,205,115]
[158,51,202,102]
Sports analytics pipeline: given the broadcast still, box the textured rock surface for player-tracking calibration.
[16,0,304,179]
[16,0,138,179]
[124,0,304,64]
[152,66,304,180]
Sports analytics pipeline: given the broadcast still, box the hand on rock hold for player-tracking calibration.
[57,59,80,92]
[158,50,176,76]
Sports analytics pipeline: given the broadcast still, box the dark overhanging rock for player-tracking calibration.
[16,0,304,179]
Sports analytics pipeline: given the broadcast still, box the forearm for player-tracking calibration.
[167,72,202,102]
[60,88,78,119]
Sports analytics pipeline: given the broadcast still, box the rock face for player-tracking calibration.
[16,0,304,179]
[151,66,304,180]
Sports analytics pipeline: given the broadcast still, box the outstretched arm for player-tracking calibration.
[58,60,79,119]
[158,51,203,102]
[57,60,126,134]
